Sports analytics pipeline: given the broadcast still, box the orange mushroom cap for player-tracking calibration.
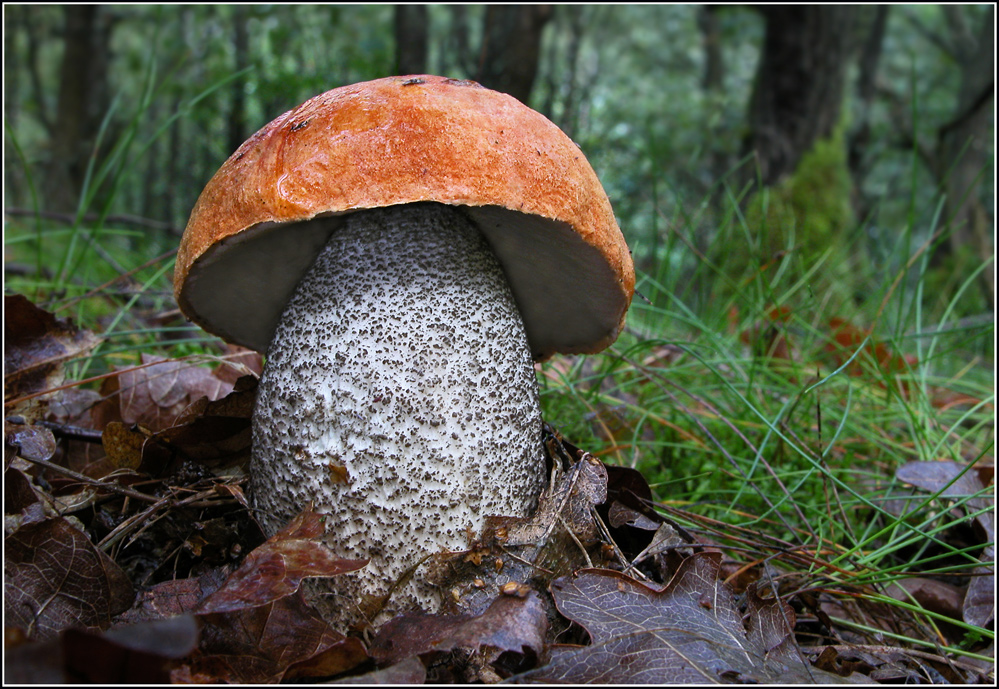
[174,75,634,360]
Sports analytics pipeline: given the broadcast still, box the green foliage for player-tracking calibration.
[741,124,861,310]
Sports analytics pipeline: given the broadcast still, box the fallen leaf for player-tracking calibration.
[93,354,239,433]
[3,294,100,413]
[896,460,995,627]
[4,517,134,640]
[191,591,369,683]
[331,655,426,684]
[195,509,367,615]
[116,568,230,624]
[60,615,199,683]
[516,552,854,684]
[370,591,548,667]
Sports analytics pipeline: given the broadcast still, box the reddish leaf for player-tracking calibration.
[3,294,100,411]
[825,317,915,393]
[93,354,239,432]
[332,655,426,684]
[521,552,854,684]
[896,460,995,627]
[5,517,134,640]
[370,591,548,666]
[195,510,367,615]
[191,592,369,683]
[116,568,230,624]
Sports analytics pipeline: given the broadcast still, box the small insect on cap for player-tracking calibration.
[174,75,634,360]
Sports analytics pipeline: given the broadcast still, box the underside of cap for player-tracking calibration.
[174,75,634,359]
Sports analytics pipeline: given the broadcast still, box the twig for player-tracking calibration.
[18,454,161,503]
[35,420,103,443]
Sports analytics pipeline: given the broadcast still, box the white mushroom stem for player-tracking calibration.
[251,202,545,623]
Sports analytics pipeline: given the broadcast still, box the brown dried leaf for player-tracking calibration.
[331,655,427,684]
[518,552,854,684]
[896,460,995,627]
[4,517,134,640]
[116,568,230,624]
[62,615,199,683]
[4,462,39,515]
[3,294,100,412]
[152,376,256,467]
[192,592,369,683]
[370,591,548,667]
[5,615,200,685]
[100,420,149,470]
[94,354,239,432]
[963,560,995,628]
[506,453,607,546]
[195,510,367,615]
[896,460,992,510]
[6,422,57,461]
[884,578,965,623]
[212,344,264,384]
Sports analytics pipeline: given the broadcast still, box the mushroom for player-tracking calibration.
[174,75,634,625]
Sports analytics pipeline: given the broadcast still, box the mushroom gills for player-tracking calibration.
[251,201,545,621]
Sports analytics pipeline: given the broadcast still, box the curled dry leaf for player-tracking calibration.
[4,517,134,640]
[189,591,369,683]
[93,353,241,433]
[896,460,995,628]
[370,591,548,667]
[195,509,367,615]
[3,294,100,415]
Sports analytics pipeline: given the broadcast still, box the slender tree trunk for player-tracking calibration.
[848,5,890,197]
[394,4,429,75]
[475,5,553,104]
[226,6,250,157]
[45,5,113,212]
[742,6,856,187]
[934,5,993,306]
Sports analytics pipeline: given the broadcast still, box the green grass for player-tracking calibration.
[536,174,994,660]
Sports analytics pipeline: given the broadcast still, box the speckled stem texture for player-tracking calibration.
[251,202,544,625]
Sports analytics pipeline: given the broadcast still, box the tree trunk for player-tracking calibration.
[226,6,250,157]
[742,6,856,187]
[44,5,113,212]
[475,5,553,104]
[848,5,890,195]
[394,4,429,75]
[934,5,993,307]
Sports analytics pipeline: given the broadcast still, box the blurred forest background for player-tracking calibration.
[3,3,994,327]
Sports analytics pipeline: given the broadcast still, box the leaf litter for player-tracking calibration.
[4,295,995,683]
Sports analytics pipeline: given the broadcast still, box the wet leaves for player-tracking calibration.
[5,517,135,640]
[517,553,855,684]
[371,591,548,666]
[195,510,368,615]
[4,294,101,412]
[896,460,995,628]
